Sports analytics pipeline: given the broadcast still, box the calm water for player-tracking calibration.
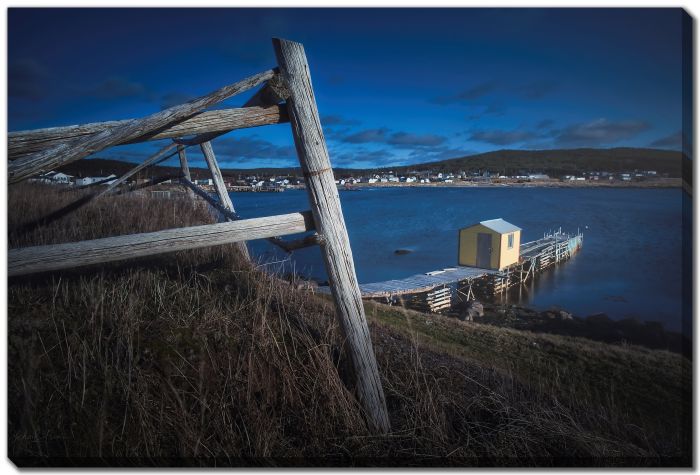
[230,187,687,332]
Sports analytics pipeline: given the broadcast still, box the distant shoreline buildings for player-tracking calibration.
[28,167,668,190]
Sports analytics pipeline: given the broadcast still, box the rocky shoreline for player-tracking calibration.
[456,301,689,357]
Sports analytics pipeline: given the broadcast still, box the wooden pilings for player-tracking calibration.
[273,38,390,433]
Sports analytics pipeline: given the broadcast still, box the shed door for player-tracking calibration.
[476,233,492,268]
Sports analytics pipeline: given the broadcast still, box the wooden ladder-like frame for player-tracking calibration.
[8,38,390,433]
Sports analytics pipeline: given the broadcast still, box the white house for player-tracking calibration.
[31,171,74,185]
[195,178,214,186]
[74,174,116,187]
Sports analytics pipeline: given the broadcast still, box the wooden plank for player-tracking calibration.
[273,37,390,434]
[9,69,276,183]
[94,143,178,199]
[9,211,314,277]
[177,145,194,199]
[17,145,178,234]
[179,178,239,220]
[243,73,289,107]
[8,105,289,161]
[179,178,318,254]
[200,141,250,261]
[114,173,182,195]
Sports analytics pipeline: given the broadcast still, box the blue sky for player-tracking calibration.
[8,8,686,169]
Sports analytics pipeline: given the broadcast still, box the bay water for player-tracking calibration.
[230,187,687,332]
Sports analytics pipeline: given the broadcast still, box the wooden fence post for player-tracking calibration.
[200,140,250,261]
[177,145,195,199]
[272,37,390,433]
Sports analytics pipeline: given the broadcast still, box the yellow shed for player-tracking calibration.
[458,218,521,270]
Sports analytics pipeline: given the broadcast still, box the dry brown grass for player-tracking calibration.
[7,184,691,466]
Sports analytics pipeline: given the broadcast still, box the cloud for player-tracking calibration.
[213,136,296,162]
[88,77,150,100]
[321,114,360,127]
[468,104,505,121]
[552,118,650,146]
[431,81,498,105]
[649,131,682,149]
[160,92,195,110]
[336,128,447,148]
[341,128,390,144]
[332,148,397,167]
[387,132,446,147]
[535,118,555,129]
[468,129,536,146]
[406,146,473,162]
[9,58,48,100]
[518,80,558,99]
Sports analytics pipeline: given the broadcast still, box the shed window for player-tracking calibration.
[507,233,514,249]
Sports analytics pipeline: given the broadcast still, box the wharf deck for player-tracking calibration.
[356,266,501,298]
[318,232,582,299]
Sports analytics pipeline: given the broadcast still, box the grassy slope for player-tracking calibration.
[365,301,690,458]
[7,185,691,466]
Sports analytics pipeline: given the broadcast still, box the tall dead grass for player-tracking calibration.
[7,184,690,466]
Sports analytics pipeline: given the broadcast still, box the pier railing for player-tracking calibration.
[8,39,390,433]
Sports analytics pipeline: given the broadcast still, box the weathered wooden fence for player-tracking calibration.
[7,38,390,433]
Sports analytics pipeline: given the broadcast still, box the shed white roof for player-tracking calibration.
[463,218,521,234]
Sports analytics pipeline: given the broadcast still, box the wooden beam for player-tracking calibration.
[273,37,390,433]
[200,141,250,261]
[9,69,276,183]
[18,145,179,233]
[179,178,318,254]
[177,145,194,199]
[179,178,240,220]
[268,233,321,253]
[9,105,289,160]
[243,74,290,108]
[113,173,182,195]
[94,143,178,199]
[9,211,314,277]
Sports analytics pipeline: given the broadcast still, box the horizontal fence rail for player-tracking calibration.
[9,105,289,160]
[9,211,315,277]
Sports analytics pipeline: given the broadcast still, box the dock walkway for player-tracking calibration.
[357,266,501,298]
[319,232,583,299]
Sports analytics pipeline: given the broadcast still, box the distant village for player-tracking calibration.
[30,167,668,192]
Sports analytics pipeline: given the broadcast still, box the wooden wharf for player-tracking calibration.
[320,231,583,313]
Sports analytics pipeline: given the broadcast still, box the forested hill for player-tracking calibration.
[55,147,683,178]
[383,148,683,177]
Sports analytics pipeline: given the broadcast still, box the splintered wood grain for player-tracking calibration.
[9,69,276,183]
[200,141,251,260]
[9,211,313,277]
[8,105,289,161]
[273,37,390,433]
[177,145,195,199]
